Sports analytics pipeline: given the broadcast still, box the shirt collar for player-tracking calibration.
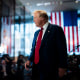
[42,22,49,31]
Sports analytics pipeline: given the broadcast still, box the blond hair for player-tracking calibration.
[33,10,48,21]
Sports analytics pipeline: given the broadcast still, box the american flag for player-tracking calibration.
[51,11,80,55]
[1,17,12,54]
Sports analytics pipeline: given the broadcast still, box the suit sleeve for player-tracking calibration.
[56,27,67,68]
[28,33,36,62]
[28,30,39,62]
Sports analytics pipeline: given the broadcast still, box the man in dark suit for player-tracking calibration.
[25,10,67,80]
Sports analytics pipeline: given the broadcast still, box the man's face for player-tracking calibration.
[33,13,43,27]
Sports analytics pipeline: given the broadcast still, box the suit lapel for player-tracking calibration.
[40,24,51,47]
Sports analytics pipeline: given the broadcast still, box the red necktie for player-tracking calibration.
[34,28,43,64]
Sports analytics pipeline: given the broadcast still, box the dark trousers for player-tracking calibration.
[32,63,59,80]
[32,64,40,80]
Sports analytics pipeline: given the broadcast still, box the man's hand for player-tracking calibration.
[25,60,30,70]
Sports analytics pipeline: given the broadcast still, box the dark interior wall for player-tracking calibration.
[2,2,9,16]
[2,0,14,16]
[0,0,2,16]
[0,0,2,43]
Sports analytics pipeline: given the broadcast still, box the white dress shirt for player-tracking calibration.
[42,22,49,39]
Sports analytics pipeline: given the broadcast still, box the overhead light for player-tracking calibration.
[44,2,51,6]
[36,3,43,6]
[37,2,51,6]
[75,0,78,3]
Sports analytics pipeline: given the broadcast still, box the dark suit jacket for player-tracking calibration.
[28,23,67,80]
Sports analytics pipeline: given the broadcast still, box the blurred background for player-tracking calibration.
[0,0,80,80]
[0,0,80,58]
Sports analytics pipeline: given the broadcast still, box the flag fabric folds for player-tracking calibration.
[51,11,80,55]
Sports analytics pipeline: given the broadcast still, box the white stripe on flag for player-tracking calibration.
[52,12,55,24]
[70,26,73,52]
[61,12,64,29]
[56,12,59,25]
[74,26,77,52]
[65,26,68,53]
[79,30,80,52]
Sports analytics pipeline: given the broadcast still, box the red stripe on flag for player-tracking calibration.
[55,13,57,24]
[7,45,8,54]
[76,26,79,52]
[68,27,70,52]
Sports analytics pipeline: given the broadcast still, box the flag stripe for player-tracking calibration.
[68,26,70,52]
[59,12,61,27]
[55,12,57,24]
[76,26,79,52]
[70,27,73,53]
[74,26,77,52]
[60,12,63,28]
[57,12,59,25]
[1,17,11,54]
[51,12,53,24]
[72,26,75,52]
